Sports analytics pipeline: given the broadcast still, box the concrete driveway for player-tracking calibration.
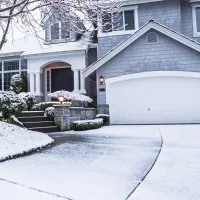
[1,125,200,200]
[0,126,161,200]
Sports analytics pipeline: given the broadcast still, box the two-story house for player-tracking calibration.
[84,0,200,124]
[0,12,97,101]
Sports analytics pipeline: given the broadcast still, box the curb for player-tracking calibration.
[126,126,164,199]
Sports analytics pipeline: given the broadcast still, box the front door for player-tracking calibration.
[51,68,74,92]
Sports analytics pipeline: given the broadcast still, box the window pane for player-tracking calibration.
[196,7,200,32]
[4,60,19,71]
[0,73,2,90]
[61,23,70,39]
[102,13,112,32]
[4,72,19,91]
[113,12,124,31]
[0,62,2,71]
[47,71,50,92]
[21,59,27,70]
[124,10,135,30]
[51,22,60,40]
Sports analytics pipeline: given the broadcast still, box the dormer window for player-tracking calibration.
[101,5,138,36]
[50,22,70,41]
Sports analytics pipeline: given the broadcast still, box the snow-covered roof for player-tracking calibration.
[83,20,200,77]
[0,31,92,58]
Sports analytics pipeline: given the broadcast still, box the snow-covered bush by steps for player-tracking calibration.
[73,119,103,131]
[32,101,72,111]
[45,107,54,120]
[10,74,26,94]
[18,92,37,110]
[96,114,110,126]
[0,91,26,118]
[48,90,93,103]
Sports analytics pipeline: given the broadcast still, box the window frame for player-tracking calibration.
[192,4,200,37]
[50,21,71,41]
[100,5,139,37]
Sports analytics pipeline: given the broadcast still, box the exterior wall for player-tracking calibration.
[97,30,200,104]
[98,0,181,58]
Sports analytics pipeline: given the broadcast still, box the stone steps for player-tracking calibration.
[17,111,59,133]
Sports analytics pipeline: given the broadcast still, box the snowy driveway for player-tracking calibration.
[130,125,200,200]
[0,126,161,200]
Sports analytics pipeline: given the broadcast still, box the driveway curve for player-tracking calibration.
[129,125,200,200]
[0,126,162,200]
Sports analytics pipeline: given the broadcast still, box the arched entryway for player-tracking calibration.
[43,62,74,101]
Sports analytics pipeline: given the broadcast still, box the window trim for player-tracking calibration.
[49,21,71,41]
[192,4,200,37]
[99,5,139,37]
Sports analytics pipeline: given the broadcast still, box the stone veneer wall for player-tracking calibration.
[54,105,97,131]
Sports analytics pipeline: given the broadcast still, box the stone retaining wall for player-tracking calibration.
[54,105,97,131]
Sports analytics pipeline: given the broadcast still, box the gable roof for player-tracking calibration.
[83,20,200,77]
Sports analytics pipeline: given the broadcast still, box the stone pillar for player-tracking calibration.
[35,72,41,95]
[72,69,79,93]
[54,105,71,131]
[80,69,86,94]
[29,72,35,93]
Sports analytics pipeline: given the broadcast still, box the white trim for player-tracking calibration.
[99,5,139,37]
[83,21,200,77]
[192,4,200,37]
[105,71,200,85]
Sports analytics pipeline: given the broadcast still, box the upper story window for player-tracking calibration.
[192,4,200,37]
[50,22,70,41]
[101,6,138,37]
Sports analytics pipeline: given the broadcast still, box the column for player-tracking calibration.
[80,69,86,94]
[29,72,35,94]
[35,72,41,95]
[73,69,79,93]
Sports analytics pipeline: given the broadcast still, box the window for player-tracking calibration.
[192,4,200,37]
[146,32,158,44]
[51,22,60,40]
[4,72,19,91]
[102,6,138,35]
[21,59,27,70]
[50,22,70,40]
[0,62,2,71]
[47,70,50,92]
[4,60,19,71]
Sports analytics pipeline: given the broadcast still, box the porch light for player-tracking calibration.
[99,76,104,85]
[58,96,64,104]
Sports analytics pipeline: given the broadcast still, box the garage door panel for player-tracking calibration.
[107,75,200,124]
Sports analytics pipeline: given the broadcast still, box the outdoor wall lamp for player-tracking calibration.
[58,96,64,104]
[99,76,104,85]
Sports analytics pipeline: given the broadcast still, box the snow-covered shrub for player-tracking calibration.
[18,92,37,111]
[96,114,110,126]
[45,107,54,120]
[32,101,72,111]
[48,90,93,103]
[10,74,26,94]
[73,119,103,131]
[0,91,26,118]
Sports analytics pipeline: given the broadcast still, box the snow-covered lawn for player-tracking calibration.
[0,126,161,200]
[0,121,54,161]
[130,125,200,200]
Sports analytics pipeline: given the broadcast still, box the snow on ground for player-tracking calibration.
[0,121,54,161]
[0,126,161,200]
[0,180,66,200]
[129,125,200,200]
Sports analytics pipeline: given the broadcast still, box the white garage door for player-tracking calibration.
[106,71,200,124]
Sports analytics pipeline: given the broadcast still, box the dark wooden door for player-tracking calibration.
[51,68,74,92]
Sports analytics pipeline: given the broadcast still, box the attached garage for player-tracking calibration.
[106,71,200,125]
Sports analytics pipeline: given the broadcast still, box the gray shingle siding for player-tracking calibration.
[97,30,200,104]
[98,0,182,58]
